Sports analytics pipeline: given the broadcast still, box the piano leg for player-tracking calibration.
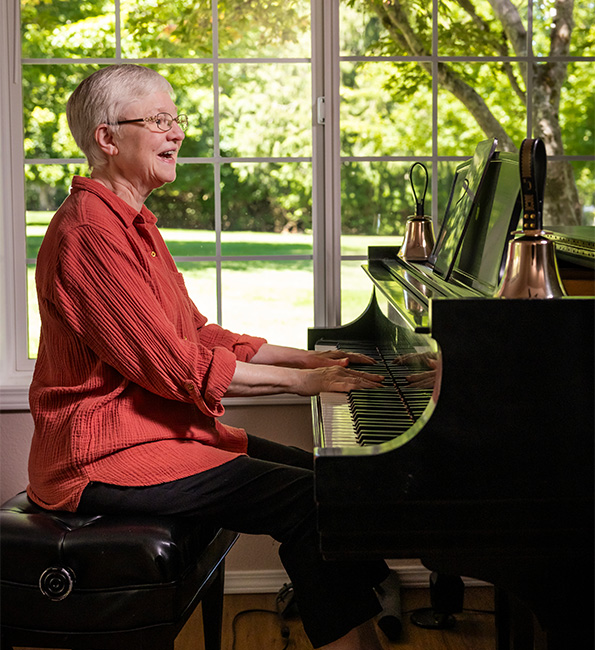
[424,555,593,650]
[495,589,539,650]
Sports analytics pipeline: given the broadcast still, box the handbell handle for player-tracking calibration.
[519,138,546,233]
[409,162,428,217]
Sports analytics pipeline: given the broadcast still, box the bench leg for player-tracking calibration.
[201,562,225,650]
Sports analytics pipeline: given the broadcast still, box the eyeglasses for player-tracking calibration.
[115,112,189,132]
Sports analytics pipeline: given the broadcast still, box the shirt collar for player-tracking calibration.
[70,176,158,228]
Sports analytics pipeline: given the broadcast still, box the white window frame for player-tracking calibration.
[0,0,339,409]
[1,0,32,408]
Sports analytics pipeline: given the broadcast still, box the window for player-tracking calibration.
[2,0,593,408]
[19,0,317,360]
[337,0,594,321]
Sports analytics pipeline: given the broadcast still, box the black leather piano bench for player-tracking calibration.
[0,491,238,650]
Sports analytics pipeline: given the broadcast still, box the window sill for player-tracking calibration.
[0,383,310,412]
[222,394,310,407]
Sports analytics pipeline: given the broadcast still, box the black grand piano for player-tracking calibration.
[308,142,594,650]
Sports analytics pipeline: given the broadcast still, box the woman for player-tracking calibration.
[28,64,390,650]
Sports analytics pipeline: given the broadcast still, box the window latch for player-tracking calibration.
[317,96,325,125]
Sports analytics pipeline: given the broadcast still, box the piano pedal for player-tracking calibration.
[275,582,299,620]
[410,571,464,630]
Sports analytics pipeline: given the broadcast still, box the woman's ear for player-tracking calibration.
[94,124,119,157]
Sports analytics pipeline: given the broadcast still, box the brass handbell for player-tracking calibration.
[399,162,435,262]
[496,138,566,299]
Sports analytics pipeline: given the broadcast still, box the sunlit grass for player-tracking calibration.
[26,212,401,357]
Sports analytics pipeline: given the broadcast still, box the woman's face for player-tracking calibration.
[108,91,185,200]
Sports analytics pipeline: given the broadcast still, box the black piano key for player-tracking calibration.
[320,341,435,447]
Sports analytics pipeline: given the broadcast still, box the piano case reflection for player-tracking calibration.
[308,141,594,649]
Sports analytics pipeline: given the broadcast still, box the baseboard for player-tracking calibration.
[224,563,488,594]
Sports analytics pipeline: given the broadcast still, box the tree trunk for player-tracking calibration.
[367,0,583,226]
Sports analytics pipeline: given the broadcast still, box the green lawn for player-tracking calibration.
[26,213,401,356]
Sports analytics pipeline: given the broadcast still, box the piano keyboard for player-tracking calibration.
[315,341,434,448]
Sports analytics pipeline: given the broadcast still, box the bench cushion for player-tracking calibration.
[1,492,237,634]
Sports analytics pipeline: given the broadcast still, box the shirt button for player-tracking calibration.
[185,382,194,392]
[150,251,157,257]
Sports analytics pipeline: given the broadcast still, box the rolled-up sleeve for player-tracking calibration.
[181,347,237,416]
[198,323,267,362]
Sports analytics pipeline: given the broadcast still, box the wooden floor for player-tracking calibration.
[14,587,496,650]
[176,587,496,650]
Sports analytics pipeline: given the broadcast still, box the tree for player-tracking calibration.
[20,0,315,233]
[357,0,591,225]
[20,0,592,230]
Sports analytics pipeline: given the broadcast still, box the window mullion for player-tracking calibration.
[311,0,326,328]
[312,0,342,329]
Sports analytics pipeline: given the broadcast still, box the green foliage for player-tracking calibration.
[20,0,594,232]
[21,0,116,58]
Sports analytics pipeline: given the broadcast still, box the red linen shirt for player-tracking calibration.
[28,177,266,511]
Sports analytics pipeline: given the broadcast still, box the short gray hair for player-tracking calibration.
[66,64,173,170]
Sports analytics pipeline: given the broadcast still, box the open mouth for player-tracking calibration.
[158,150,176,160]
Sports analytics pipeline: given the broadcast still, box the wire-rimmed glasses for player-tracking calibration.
[115,112,188,132]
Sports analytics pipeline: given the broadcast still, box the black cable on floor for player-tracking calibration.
[231,608,291,650]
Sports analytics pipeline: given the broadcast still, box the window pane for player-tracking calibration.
[219,63,312,158]
[221,260,313,348]
[23,64,101,159]
[121,0,212,58]
[341,259,374,326]
[573,161,595,226]
[146,164,215,237]
[341,161,432,251]
[533,0,592,57]
[542,159,595,228]
[570,0,595,56]
[25,167,84,359]
[340,61,433,158]
[437,63,526,155]
[221,229,313,259]
[160,225,216,259]
[21,0,116,59]
[438,0,528,57]
[28,264,40,359]
[26,209,50,263]
[559,62,594,156]
[23,63,214,161]
[218,0,310,58]
[340,0,391,57]
[160,64,214,158]
[220,162,313,251]
[175,261,218,321]
[25,164,88,257]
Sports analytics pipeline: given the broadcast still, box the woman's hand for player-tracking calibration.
[248,343,377,369]
[297,349,377,369]
[294,365,385,396]
[226,359,384,398]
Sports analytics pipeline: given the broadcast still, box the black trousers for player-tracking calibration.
[78,435,389,647]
